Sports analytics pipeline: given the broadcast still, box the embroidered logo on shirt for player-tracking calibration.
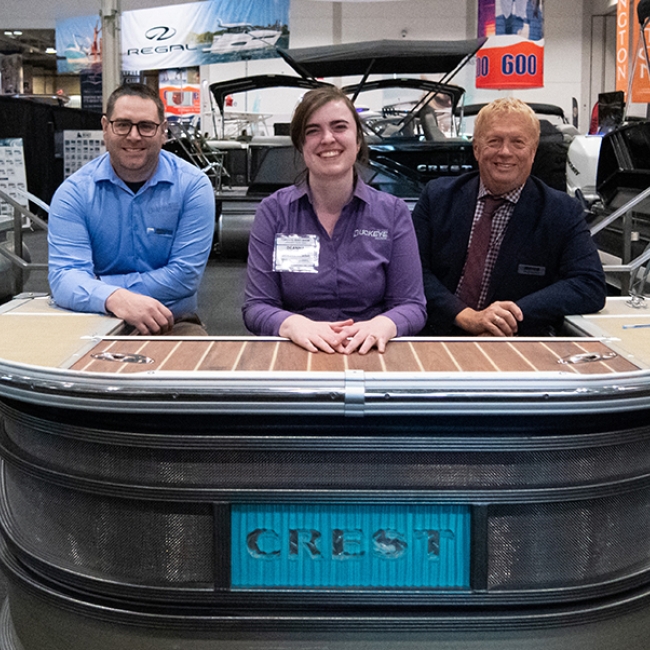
[353,229,388,240]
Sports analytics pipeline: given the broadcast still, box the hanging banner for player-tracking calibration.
[616,0,632,94]
[56,15,102,74]
[475,0,544,89]
[616,0,650,103]
[121,0,289,72]
[631,25,650,102]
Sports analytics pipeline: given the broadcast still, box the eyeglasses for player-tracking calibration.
[108,119,163,137]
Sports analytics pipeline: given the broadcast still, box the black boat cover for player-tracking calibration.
[278,38,486,78]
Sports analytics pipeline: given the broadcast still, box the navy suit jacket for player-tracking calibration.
[412,172,607,336]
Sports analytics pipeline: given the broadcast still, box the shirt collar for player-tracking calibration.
[478,179,524,204]
[290,176,371,207]
[94,150,171,188]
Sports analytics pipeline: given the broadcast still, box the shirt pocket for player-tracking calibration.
[144,202,181,238]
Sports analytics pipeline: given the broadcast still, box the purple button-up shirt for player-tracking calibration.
[243,179,427,337]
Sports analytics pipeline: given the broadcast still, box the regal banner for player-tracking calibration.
[121,0,289,72]
[56,0,290,75]
[476,0,544,89]
[56,15,103,74]
[617,0,650,103]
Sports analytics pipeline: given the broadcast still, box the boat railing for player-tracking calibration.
[166,121,230,192]
[589,184,650,296]
[0,187,48,296]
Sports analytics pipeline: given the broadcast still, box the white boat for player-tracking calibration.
[207,25,282,55]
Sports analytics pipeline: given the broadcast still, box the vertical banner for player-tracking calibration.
[476,0,544,89]
[631,5,650,101]
[617,0,650,103]
[616,0,632,94]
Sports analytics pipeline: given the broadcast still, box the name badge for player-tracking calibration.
[518,264,546,276]
[273,234,320,273]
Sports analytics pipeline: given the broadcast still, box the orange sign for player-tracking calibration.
[476,0,545,89]
[476,37,544,89]
[631,22,650,102]
[616,0,632,93]
[616,0,650,102]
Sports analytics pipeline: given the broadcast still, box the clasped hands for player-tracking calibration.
[279,314,397,354]
[454,300,523,336]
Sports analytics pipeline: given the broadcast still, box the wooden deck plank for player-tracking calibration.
[68,338,642,375]
[73,340,151,373]
[473,342,537,372]
[508,341,578,372]
[346,350,385,372]
[443,341,499,371]
[273,342,310,371]
[156,340,213,371]
[410,342,459,372]
[117,341,179,374]
[199,341,248,371]
[234,340,277,371]
[380,342,421,372]
[309,351,347,372]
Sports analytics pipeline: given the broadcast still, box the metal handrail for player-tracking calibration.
[589,185,650,236]
[13,187,50,216]
[589,185,650,296]
[0,189,48,296]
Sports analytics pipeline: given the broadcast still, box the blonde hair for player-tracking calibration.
[474,97,540,146]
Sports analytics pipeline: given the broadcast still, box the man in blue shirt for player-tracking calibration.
[48,83,215,335]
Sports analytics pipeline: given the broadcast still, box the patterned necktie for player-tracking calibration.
[457,195,505,310]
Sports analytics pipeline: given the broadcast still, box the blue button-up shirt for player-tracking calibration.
[48,150,215,319]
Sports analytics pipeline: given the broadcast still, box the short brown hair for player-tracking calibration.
[290,86,368,163]
[105,82,165,122]
[474,97,540,147]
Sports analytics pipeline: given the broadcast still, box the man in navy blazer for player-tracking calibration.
[412,97,606,336]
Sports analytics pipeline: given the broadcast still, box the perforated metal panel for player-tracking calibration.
[2,400,650,606]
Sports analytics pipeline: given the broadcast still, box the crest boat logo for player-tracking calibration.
[231,503,471,589]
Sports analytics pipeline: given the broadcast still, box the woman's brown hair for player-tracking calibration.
[290,86,368,163]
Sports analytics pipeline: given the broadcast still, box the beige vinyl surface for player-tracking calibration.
[0,297,123,368]
[2,296,648,373]
[565,297,650,368]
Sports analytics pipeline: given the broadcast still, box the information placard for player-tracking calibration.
[63,130,105,179]
[0,138,28,225]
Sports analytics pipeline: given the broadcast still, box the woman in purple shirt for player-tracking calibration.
[243,86,426,354]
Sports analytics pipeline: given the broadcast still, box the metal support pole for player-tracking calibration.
[102,0,122,111]
[12,205,24,294]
